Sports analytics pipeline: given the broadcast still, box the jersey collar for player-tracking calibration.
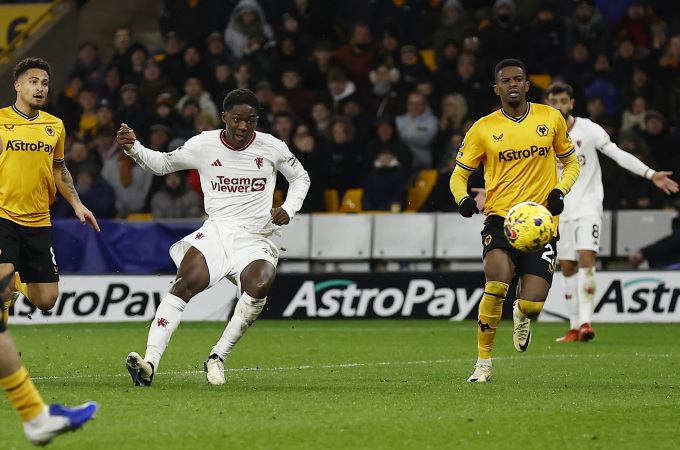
[501,102,530,123]
[12,104,39,121]
[220,129,256,151]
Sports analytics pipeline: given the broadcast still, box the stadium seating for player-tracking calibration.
[324,189,340,212]
[372,213,435,259]
[339,189,364,213]
[615,209,676,256]
[405,169,438,212]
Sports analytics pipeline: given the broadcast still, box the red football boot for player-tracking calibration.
[556,329,580,342]
[579,323,595,342]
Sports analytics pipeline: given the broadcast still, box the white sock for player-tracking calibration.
[211,293,266,360]
[144,293,186,368]
[476,358,492,367]
[578,266,597,326]
[563,273,580,330]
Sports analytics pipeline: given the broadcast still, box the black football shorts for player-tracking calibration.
[0,217,59,283]
[481,215,557,285]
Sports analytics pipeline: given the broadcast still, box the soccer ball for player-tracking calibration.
[503,202,554,252]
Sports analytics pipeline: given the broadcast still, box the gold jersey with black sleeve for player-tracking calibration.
[0,105,65,227]
[450,102,579,222]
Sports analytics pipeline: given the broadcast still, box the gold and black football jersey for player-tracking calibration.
[0,105,65,226]
[451,102,577,219]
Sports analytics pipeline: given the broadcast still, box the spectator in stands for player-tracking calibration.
[56,71,86,132]
[210,59,236,106]
[638,110,679,169]
[175,76,219,124]
[123,43,149,88]
[630,206,680,269]
[232,60,253,90]
[109,26,133,72]
[194,113,217,134]
[364,63,405,120]
[139,59,178,108]
[303,39,337,92]
[160,32,186,91]
[322,115,364,196]
[321,65,358,115]
[564,0,611,59]
[159,0,217,46]
[362,147,408,212]
[374,27,401,70]
[116,83,148,132]
[98,64,123,111]
[620,95,647,132]
[52,162,116,220]
[342,98,374,147]
[397,45,430,89]
[101,148,153,217]
[205,32,234,78]
[92,124,119,166]
[83,101,116,148]
[74,42,105,88]
[479,0,526,72]
[395,91,439,175]
[612,0,657,53]
[449,54,490,120]
[175,45,211,91]
[526,0,565,75]
[309,101,332,145]
[223,0,275,60]
[145,93,182,136]
[585,94,606,122]
[365,117,412,176]
[290,123,325,212]
[150,172,204,219]
[148,124,172,154]
[271,112,295,147]
[333,21,375,96]
[75,85,99,138]
[64,138,102,181]
[439,93,468,139]
[279,67,315,123]
[432,0,474,66]
[175,98,202,139]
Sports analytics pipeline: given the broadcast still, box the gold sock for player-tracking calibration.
[15,273,28,299]
[0,366,46,421]
[517,299,545,320]
[477,281,509,359]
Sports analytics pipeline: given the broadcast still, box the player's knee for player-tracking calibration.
[517,299,544,320]
[484,281,509,305]
[31,293,58,312]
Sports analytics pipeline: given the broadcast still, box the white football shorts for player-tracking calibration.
[558,215,602,261]
[169,219,279,292]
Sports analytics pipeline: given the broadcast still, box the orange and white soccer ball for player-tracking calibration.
[503,202,554,252]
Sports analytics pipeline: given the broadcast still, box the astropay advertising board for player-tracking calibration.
[6,272,680,324]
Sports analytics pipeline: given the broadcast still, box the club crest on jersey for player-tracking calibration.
[255,157,263,169]
[536,124,549,137]
[45,125,55,136]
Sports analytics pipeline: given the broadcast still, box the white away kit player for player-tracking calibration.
[116,89,310,385]
[546,82,678,342]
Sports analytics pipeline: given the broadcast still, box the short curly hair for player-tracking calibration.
[14,57,51,81]
[222,88,260,113]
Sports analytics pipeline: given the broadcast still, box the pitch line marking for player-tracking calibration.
[31,353,674,381]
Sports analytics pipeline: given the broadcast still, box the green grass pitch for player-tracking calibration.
[1,320,678,449]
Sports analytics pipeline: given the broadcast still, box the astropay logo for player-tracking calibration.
[211,176,266,193]
[596,277,680,315]
[282,279,484,319]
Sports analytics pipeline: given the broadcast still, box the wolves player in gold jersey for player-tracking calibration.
[0,57,100,323]
[0,267,98,445]
[450,59,580,382]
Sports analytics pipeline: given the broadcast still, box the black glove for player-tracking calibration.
[547,189,564,215]
[458,196,479,217]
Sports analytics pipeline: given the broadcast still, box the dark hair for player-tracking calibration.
[493,58,526,82]
[222,88,260,112]
[14,57,51,81]
[545,82,573,98]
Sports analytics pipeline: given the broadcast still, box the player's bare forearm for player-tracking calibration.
[54,161,81,206]
[53,161,101,232]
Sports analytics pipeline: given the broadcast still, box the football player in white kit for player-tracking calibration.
[545,82,678,342]
[116,89,310,385]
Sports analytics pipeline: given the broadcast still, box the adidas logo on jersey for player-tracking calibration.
[211,160,222,166]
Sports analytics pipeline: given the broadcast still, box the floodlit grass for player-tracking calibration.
[1,320,678,449]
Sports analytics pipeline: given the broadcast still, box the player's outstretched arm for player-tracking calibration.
[651,171,679,195]
[53,162,100,232]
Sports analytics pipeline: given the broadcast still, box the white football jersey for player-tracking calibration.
[559,117,649,221]
[127,129,310,233]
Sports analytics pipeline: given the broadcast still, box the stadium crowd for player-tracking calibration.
[46,0,680,218]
